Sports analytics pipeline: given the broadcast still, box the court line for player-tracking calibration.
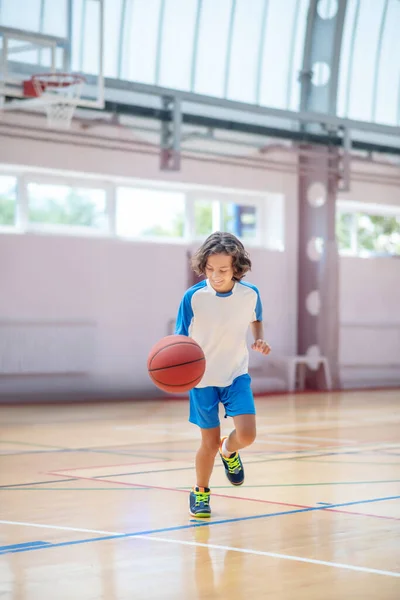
[300,459,400,466]
[0,450,74,457]
[42,459,170,472]
[210,479,400,488]
[1,494,400,573]
[0,478,79,489]
[46,446,399,480]
[3,479,400,491]
[46,471,400,522]
[1,479,400,495]
[0,446,394,490]
[0,440,170,462]
[0,487,150,491]
[0,523,398,578]
[267,433,357,443]
[0,541,52,551]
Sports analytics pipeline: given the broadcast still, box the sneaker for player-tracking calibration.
[189,486,211,518]
[219,436,245,486]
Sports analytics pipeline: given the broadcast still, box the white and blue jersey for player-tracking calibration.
[175,279,263,389]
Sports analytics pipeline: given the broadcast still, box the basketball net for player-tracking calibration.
[31,73,85,130]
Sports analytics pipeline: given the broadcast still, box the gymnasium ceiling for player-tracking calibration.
[1,0,400,156]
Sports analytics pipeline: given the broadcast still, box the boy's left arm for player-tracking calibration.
[250,320,271,355]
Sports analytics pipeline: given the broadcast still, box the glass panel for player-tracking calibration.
[7,39,39,66]
[226,0,265,103]
[0,0,41,32]
[158,0,197,89]
[337,0,359,118]
[258,0,298,109]
[103,0,123,78]
[287,0,309,111]
[194,0,232,97]
[336,212,354,251]
[121,0,162,83]
[0,176,17,227]
[374,0,400,125]
[344,0,386,122]
[27,183,107,229]
[222,203,257,240]
[81,0,101,75]
[357,213,400,255]
[72,0,84,71]
[194,200,214,237]
[43,0,68,38]
[116,188,185,238]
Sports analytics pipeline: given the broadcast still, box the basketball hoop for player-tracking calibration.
[24,73,85,130]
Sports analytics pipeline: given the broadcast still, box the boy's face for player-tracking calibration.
[205,253,235,293]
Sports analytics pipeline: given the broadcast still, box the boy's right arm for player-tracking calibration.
[174,292,193,337]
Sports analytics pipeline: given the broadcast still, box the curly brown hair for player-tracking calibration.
[191,232,252,281]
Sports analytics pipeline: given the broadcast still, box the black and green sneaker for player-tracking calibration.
[219,436,245,486]
[189,486,211,518]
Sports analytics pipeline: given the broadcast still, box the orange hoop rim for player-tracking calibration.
[31,73,86,89]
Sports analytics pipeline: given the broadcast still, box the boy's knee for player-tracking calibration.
[201,433,220,454]
[236,427,256,447]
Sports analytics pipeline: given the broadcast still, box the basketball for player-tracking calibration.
[147,335,206,393]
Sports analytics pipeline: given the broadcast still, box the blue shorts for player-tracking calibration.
[189,373,255,430]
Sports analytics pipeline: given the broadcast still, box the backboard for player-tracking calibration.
[0,0,104,121]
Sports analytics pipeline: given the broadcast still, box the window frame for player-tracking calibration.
[22,174,112,237]
[0,165,282,250]
[336,200,400,257]
[0,171,19,232]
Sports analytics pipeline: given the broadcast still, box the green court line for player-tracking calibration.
[0,487,150,491]
[299,459,400,466]
[0,440,66,450]
[0,440,168,461]
[208,479,400,489]
[3,480,400,492]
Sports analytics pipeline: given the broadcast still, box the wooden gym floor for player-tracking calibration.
[0,390,399,599]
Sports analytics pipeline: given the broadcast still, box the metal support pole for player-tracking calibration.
[296,0,347,390]
[339,126,351,192]
[160,96,181,171]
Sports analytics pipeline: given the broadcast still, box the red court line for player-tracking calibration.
[43,459,169,473]
[46,470,400,522]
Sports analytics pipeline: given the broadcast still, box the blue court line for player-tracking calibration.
[0,494,399,556]
[0,541,52,551]
[316,502,333,506]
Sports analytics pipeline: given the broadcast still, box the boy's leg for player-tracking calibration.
[188,386,220,517]
[196,426,221,488]
[223,413,256,454]
[219,374,256,485]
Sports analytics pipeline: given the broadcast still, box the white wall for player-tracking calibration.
[0,236,297,399]
[0,113,299,399]
[339,257,400,388]
[0,112,399,398]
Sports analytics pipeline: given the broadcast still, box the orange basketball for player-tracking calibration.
[147,335,206,393]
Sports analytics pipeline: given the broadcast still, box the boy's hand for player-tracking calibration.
[251,339,271,355]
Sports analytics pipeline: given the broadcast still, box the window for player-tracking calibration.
[358,214,400,255]
[336,207,400,256]
[0,166,275,248]
[194,200,214,237]
[116,188,185,239]
[0,175,17,227]
[192,198,259,242]
[27,183,107,230]
[222,203,257,240]
[336,212,356,253]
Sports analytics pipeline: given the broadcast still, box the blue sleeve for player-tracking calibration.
[175,291,194,336]
[255,289,263,321]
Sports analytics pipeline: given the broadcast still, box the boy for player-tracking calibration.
[175,231,271,518]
